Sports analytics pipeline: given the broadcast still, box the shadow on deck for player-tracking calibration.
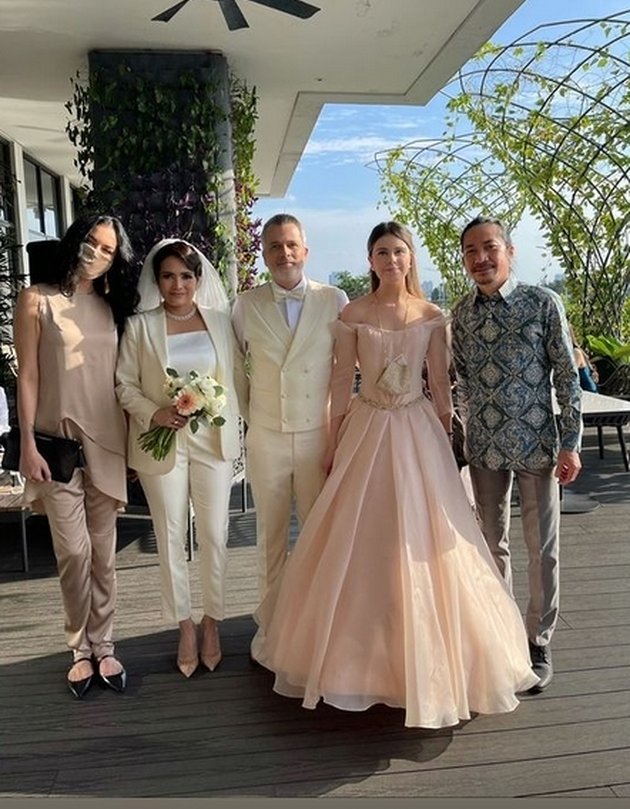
[0,428,629,799]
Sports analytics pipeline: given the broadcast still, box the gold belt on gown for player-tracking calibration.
[358,393,424,411]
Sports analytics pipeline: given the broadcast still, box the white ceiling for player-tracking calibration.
[0,0,525,196]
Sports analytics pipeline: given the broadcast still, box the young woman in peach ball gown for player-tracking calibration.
[251,221,539,729]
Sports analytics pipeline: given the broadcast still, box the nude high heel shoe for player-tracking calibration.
[199,616,222,672]
[177,619,199,678]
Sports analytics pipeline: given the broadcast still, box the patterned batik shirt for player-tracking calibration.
[451,274,582,471]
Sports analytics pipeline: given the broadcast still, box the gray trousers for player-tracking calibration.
[469,465,560,647]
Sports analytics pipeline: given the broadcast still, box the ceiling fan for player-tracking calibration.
[151,0,321,31]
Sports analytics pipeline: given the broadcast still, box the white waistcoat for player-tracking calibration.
[239,280,340,432]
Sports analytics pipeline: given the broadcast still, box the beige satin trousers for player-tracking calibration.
[246,423,327,602]
[139,427,233,624]
[36,469,120,662]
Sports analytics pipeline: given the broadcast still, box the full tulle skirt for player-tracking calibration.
[252,395,539,728]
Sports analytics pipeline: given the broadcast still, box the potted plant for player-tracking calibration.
[585,335,630,399]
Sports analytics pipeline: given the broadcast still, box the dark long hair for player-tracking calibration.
[459,215,513,248]
[53,214,138,328]
[151,241,203,281]
[367,221,423,297]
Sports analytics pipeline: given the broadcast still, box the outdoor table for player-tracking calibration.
[552,388,630,513]
[580,389,630,472]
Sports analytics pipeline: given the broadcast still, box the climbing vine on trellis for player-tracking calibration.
[376,133,526,305]
[378,10,630,340]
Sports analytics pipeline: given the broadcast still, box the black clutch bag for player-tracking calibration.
[0,426,86,483]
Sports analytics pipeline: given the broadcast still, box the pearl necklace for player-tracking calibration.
[165,306,197,321]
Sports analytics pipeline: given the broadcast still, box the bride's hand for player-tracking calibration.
[151,406,188,430]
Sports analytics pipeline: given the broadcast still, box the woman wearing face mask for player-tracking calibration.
[13,214,138,698]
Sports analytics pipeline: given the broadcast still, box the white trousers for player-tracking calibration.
[139,428,233,624]
[246,423,327,601]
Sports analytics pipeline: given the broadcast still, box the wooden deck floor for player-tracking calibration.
[1,428,629,799]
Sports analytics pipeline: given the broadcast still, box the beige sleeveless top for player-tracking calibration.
[24,284,127,505]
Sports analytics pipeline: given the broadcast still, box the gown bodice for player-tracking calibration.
[331,314,453,418]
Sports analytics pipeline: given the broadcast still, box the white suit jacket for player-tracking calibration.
[231,279,346,432]
[116,304,241,475]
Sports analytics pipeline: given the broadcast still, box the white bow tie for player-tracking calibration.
[272,286,305,303]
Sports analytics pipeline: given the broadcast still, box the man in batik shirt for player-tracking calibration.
[451,215,582,692]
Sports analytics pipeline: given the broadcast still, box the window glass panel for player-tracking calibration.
[24,159,43,238]
[40,170,60,238]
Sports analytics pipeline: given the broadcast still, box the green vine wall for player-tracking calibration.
[66,56,261,291]
[230,76,261,291]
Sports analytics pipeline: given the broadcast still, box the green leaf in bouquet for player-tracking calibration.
[190,419,199,434]
[213,385,225,396]
[137,424,176,460]
[212,416,226,427]
[166,367,179,377]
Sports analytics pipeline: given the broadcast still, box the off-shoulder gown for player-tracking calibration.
[251,312,539,728]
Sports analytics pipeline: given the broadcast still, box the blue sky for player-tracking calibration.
[252,0,629,288]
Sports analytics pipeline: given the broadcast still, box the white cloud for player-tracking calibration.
[317,106,362,122]
[305,135,406,156]
[511,210,563,283]
[304,106,442,161]
[303,132,442,167]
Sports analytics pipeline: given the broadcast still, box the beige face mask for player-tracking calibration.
[78,241,113,279]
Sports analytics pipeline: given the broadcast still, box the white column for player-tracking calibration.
[59,176,74,232]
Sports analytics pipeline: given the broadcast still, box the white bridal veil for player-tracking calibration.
[136,238,230,314]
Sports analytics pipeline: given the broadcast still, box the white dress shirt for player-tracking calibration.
[270,277,307,332]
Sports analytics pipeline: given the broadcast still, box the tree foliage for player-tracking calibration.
[333,270,371,300]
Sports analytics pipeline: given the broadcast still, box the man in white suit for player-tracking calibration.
[232,214,348,601]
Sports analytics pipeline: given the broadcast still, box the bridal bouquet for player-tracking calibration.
[138,367,227,461]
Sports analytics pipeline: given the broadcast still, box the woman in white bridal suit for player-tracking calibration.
[116,239,240,678]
